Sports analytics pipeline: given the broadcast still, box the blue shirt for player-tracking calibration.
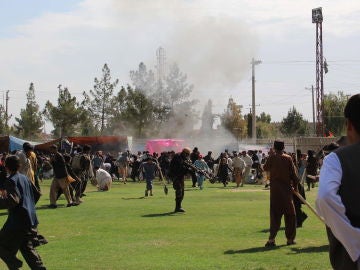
[139,162,158,180]
[1,172,38,230]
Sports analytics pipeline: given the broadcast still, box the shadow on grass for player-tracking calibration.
[142,212,177,217]
[260,227,285,233]
[196,186,232,190]
[184,188,202,192]
[226,244,329,256]
[36,204,66,210]
[289,245,329,254]
[203,185,220,189]
[121,197,146,200]
[0,212,8,216]
[225,245,286,254]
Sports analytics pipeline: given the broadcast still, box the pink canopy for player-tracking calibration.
[145,139,185,154]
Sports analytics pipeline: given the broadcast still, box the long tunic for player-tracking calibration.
[264,151,299,240]
[264,152,299,214]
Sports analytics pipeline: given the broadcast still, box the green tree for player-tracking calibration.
[14,83,43,139]
[255,112,275,138]
[77,109,98,136]
[160,63,198,133]
[280,106,309,136]
[0,104,10,135]
[43,85,84,137]
[129,62,197,135]
[221,98,247,140]
[256,112,271,123]
[83,63,119,134]
[107,86,128,134]
[256,121,279,139]
[130,62,170,130]
[323,91,348,136]
[130,62,156,95]
[164,63,194,110]
[122,86,155,138]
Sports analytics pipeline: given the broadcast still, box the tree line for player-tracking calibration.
[1,62,348,140]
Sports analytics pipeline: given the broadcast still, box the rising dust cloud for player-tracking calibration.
[110,0,258,152]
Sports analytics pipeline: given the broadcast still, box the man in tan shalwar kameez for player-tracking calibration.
[263,140,299,247]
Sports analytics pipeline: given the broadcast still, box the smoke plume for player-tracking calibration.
[108,0,258,150]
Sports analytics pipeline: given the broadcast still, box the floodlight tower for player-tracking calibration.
[156,47,166,83]
[312,7,325,137]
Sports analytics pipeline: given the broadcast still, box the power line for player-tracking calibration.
[263,60,313,64]
[8,89,84,95]
[263,60,360,64]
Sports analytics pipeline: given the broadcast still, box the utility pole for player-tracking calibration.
[251,58,261,143]
[305,85,316,135]
[57,85,62,137]
[5,90,9,131]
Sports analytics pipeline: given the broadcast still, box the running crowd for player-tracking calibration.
[0,141,324,213]
[0,93,358,269]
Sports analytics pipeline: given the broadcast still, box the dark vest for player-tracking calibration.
[51,152,68,179]
[335,142,360,228]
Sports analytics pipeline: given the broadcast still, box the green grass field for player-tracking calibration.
[0,179,331,270]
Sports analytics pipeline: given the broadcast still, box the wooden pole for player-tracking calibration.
[154,159,168,195]
[293,189,325,223]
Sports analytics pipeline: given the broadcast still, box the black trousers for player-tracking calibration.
[294,202,307,227]
[191,172,197,187]
[0,228,46,270]
[173,179,185,209]
[81,179,88,195]
[72,170,86,199]
[326,226,359,270]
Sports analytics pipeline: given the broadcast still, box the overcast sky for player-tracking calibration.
[0,0,359,132]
